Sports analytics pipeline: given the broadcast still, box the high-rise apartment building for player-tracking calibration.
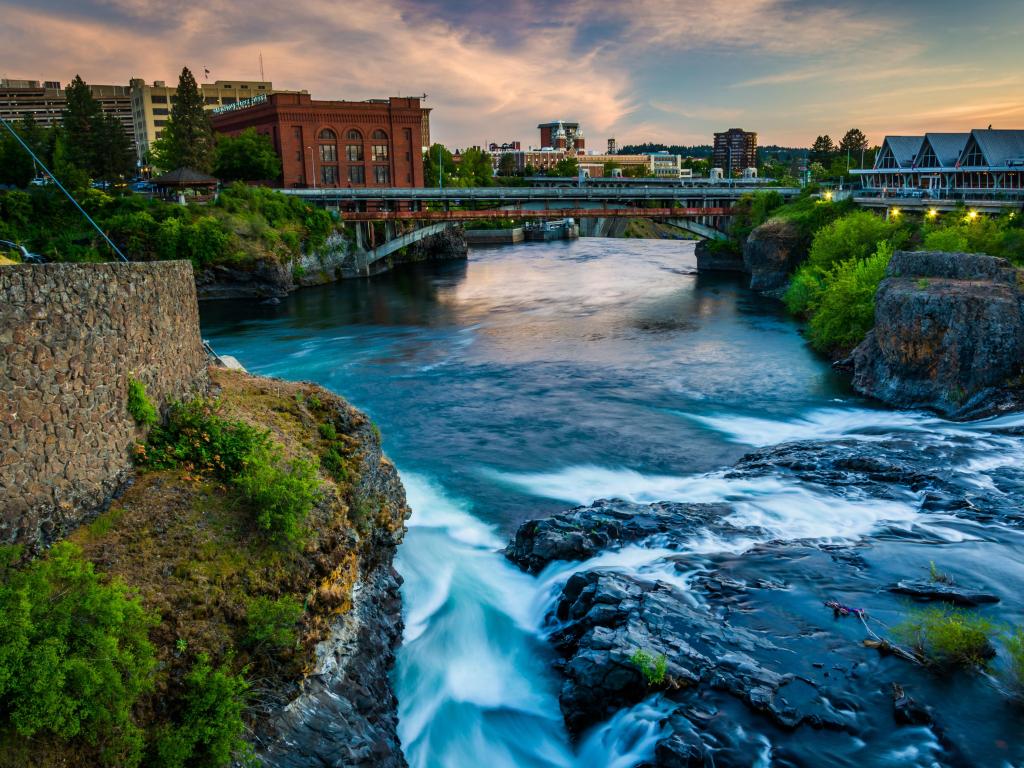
[0,79,134,152]
[712,128,758,174]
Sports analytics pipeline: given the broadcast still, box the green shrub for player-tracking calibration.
[152,654,251,768]
[139,399,320,544]
[180,216,232,268]
[805,242,892,352]
[318,422,337,441]
[127,376,158,427]
[807,210,904,272]
[783,266,826,317]
[895,605,997,668]
[922,227,969,252]
[235,455,319,544]
[139,399,270,475]
[245,596,303,650]
[0,542,157,766]
[630,649,668,686]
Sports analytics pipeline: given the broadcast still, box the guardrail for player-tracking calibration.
[279,186,801,202]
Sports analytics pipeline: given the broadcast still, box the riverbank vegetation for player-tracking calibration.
[729,190,1024,354]
[0,369,393,767]
[0,182,341,268]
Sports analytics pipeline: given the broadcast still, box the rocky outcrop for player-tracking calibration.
[507,424,1024,765]
[742,218,806,293]
[852,250,1024,416]
[196,234,354,300]
[398,225,468,264]
[694,239,745,273]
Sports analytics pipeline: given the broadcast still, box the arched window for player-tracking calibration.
[346,129,362,141]
[319,127,338,167]
[372,129,388,140]
[319,128,337,140]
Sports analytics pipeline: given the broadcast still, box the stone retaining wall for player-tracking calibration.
[0,261,208,549]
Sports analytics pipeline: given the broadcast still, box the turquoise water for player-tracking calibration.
[199,239,1024,766]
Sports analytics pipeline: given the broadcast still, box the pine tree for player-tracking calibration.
[93,113,135,183]
[62,75,103,175]
[155,67,215,172]
[809,135,836,165]
[839,129,869,154]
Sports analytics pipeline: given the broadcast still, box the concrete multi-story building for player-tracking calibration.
[0,78,135,152]
[713,128,757,175]
[130,78,287,162]
[209,91,430,188]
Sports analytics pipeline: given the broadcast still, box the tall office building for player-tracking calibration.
[712,128,758,174]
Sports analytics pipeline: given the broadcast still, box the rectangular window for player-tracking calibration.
[222,97,237,105]
[205,96,219,105]
[258,85,266,90]
[153,108,168,115]
[320,144,337,162]
[406,151,411,161]
[321,166,338,185]
[295,150,302,162]
[292,126,302,141]
[346,144,363,162]
[241,84,249,89]
[404,128,412,143]
[371,145,388,161]
[154,120,167,127]
[374,166,390,184]
[348,166,365,184]
[151,95,168,104]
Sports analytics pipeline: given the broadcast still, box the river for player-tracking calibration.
[200,238,1024,767]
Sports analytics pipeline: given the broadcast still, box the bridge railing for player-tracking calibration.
[279,186,801,202]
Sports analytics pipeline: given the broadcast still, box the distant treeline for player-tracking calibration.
[615,143,808,161]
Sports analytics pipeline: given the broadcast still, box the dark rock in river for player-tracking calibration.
[852,250,1024,416]
[695,239,746,273]
[505,499,740,574]
[889,579,1000,606]
[742,219,806,294]
[399,225,468,264]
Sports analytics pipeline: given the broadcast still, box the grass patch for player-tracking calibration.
[245,596,303,652]
[895,605,997,668]
[630,649,668,686]
[1005,627,1024,691]
[127,376,158,427]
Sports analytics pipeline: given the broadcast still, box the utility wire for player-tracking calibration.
[0,114,129,263]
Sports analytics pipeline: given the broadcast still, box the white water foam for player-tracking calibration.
[395,471,670,768]
[486,464,919,546]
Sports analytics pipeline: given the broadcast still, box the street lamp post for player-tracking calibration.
[308,146,316,189]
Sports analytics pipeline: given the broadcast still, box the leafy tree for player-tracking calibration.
[213,128,282,182]
[422,143,455,187]
[523,163,538,177]
[549,156,579,177]
[497,152,518,177]
[152,67,215,172]
[603,160,621,175]
[839,128,869,154]
[0,542,156,766]
[809,135,836,164]
[455,146,493,186]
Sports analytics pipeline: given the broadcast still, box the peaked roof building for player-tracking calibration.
[853,127,1024,200]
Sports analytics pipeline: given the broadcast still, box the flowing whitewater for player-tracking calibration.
[200,239,1024,767]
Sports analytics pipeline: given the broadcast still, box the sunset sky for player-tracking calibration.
[2,0,1022,149]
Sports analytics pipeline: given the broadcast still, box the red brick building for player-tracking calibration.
[210,92,430,188]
